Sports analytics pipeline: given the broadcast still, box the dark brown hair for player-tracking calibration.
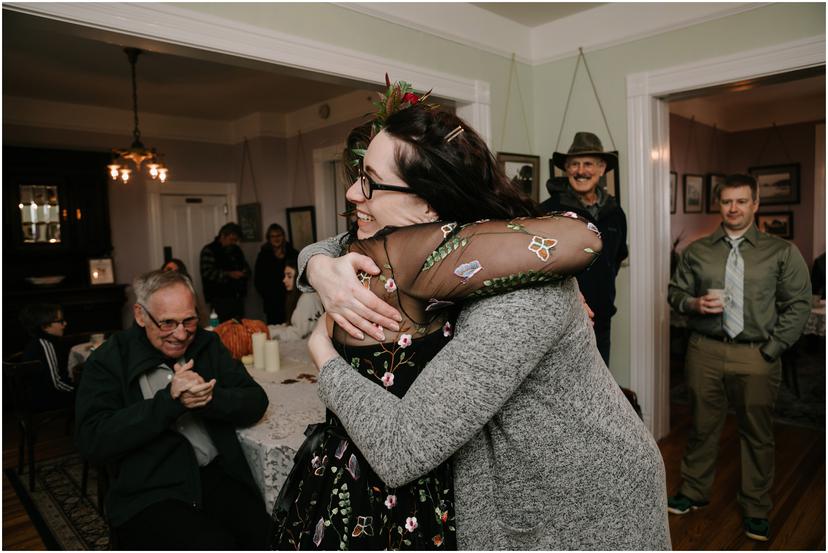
[383,105,539,223]
[718,173,758,201]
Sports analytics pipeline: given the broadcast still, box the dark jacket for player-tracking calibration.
[74,324,268,527]
[540,177,628,330]
[199,238,250,303]
[254,243,298,324]
[22,332,74,411]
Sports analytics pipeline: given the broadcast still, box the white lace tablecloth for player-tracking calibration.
[236,339,325,510]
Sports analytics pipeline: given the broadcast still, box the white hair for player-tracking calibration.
[133,269,196,306]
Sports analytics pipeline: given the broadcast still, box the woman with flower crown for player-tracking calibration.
[272,80,670,550]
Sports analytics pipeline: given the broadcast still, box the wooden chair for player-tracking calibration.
[3,352,77,490]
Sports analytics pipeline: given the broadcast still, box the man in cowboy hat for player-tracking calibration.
[540,131,628,366]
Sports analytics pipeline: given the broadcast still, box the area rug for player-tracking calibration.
[5,453,110,550]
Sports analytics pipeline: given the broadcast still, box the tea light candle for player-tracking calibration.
[264,339,280,373]
[252,332,267,370]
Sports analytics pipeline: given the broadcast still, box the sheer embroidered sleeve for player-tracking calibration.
[348,212,602,307]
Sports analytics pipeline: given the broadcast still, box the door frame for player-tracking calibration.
[6,2,492,142]
[312,143,347,241]
[625,35,825,439]
[147,180,237,270]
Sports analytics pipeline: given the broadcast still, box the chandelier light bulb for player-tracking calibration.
[158,168,168,183]
[108,164,121,180]
[147,163,160,179]
[120,168,132,183]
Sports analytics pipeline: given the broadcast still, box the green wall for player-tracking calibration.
[175,2,824,385]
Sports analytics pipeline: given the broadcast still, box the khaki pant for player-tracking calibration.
[679,333,782,518]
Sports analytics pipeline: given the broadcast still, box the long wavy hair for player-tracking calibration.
[383,105,539,223]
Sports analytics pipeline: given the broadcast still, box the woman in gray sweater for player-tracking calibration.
[299,108,671,548]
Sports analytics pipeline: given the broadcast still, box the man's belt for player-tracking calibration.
[700,333,762,347]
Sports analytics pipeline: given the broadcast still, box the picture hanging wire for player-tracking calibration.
[499,53,533,153]
[682,116,702,171]
[754,122,793,166]
[554,47,616,153]
[238,137,259,202]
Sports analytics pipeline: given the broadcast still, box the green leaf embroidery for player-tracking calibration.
[421,237,468,271]
[506,222,527,233]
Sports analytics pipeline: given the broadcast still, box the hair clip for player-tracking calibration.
[444,125,464,143]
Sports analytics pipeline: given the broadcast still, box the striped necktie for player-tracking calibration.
[723,236,744,338]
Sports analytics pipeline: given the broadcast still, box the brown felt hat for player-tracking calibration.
[552,132,618,173]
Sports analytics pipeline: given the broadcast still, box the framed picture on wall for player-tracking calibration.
[706,174,725,213]
[551,154,621,205]
[236,202,262,242]
[286,206,317,251]
[89,258,115,285]
[683,174,704,213]
[756,211,794,239]
[749,164,800,205]
[498,153,540,202]
[670,172,677,214]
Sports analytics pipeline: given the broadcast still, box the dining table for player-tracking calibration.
[66,334,325,509]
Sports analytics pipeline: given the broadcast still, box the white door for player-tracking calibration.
[159,194,229,301]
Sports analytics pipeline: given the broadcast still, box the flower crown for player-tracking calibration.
[351,74,436,166]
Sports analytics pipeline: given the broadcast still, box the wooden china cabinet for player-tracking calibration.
[3,146,128,353]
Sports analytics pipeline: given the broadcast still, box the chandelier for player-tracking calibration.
[107,48,169,183]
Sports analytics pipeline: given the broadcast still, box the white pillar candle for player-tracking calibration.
[252,332,267,370]
[264,339,280,373]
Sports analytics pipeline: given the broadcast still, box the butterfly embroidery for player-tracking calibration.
[440,223,457,238]
[454,260,482,283]
[587,222,601,237]
[313,517,326,546]
[335,439,349,460]
[346,453,361,480]
[351,516,374,537]
[528,236,558,262]
[311,454,328,476]
[357,271,372,288]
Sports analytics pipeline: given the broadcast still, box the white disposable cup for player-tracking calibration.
[707,288,726,308]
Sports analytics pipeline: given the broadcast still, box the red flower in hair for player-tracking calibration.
[402,92,419,105]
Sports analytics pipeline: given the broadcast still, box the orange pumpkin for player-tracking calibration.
[214,318,268,359]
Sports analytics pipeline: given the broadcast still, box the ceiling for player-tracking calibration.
[669,72,826,132]
[3,10,375,121]
[471,2,603,27]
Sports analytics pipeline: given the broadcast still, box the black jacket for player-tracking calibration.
[22,332,74,411]
[74,324,268,526]
[540,177,628,330]
[199,238,250,303]
[254,243,299,324]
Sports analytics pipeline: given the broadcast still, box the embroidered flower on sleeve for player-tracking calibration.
[405,517,418,532]
[381,371,395,387]
[384,278,397,293]
[440,223,457,238]
[562,211,579,219]
[528,236,558,262]
[442,321,452,337]
[454,260,482,283]
[397,334,412,348]
[384,494,397,509]
[357,271,372,288]
[433,534,444,546]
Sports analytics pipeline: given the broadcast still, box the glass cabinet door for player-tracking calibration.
[19,184,61,244]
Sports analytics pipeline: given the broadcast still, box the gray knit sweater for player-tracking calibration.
[300,238,671,550]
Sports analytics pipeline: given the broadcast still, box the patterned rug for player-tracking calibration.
[5,453,110,550]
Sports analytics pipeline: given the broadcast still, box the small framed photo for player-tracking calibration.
[756,211,794,239]
[89,258,115,285]
[749,164,800,205]
[237,203,262,242]
[550,155,621,204]
[498,153,540,202]
[707,174,726,213]
[286,206,317,251]
[670,172,677,214]
[683,174,704,213]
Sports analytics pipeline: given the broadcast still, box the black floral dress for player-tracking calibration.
[270,213,602,551]
[271,330,456,550]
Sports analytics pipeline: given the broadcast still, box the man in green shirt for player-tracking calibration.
[666,174,810,542]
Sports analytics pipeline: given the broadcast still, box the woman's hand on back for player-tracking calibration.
[306,253,401,341]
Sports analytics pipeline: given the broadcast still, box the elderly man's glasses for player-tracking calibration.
[357,166,417,200]
[140,304,198,334]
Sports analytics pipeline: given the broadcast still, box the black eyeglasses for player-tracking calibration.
[139,304,199,334]
[358,166,417,200]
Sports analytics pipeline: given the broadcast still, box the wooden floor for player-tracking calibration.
[2,407,825,550]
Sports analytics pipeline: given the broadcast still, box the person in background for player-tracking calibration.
[540,132,628,366]
[75,270,270,549]
[161,258,209,327]
[267,257,323,342]
[19,303,74,410]
[200,222,251,322]
[667,174,811,542]
[255,223,298,325]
